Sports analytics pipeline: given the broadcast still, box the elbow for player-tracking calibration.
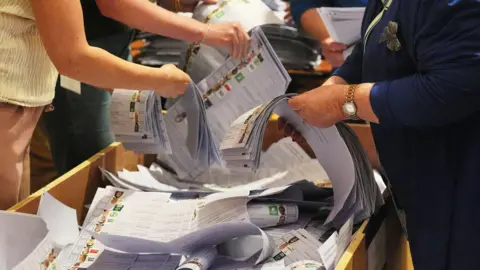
[50,46,90,79]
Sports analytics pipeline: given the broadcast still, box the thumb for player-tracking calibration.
[288,96,303,111]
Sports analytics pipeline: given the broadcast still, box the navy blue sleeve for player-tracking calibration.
[332,42,363,84]
[289,0,333,27]
[369,0,480,128]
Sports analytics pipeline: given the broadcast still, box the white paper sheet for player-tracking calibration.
[37,192,80,249]
[0,211,49,269]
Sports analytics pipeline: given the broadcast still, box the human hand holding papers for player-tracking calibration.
[220,95,383,227]
[183,0,283,82]
[159,26,291,180]
[317,7,365,59]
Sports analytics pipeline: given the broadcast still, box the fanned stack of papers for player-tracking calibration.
[110,83,223,175]
[158,26,291,180]
[110,89,171,154]
[317,7,365,58]
[220,94,383,227]
[181,0,283,83]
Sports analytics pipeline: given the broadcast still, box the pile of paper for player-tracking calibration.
[220,94,383,227]
[181,0,283,83]
[317,7,365,58]
[59,181,350,269]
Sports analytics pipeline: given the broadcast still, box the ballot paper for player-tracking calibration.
[110,89,171,154]
[285,260,324,270]
[318,216,354,270]
[176,246,218,270]
[259,138,313,170]
[37,193,80,251]
[220,94,383,226]
[267,229,324,266]
[247,203,299,228]
[1,194,80,270]
[163,83,223,180]
[317,7,365,59]
[0,212,49,269]
[182,0,283,83]
[195,26,291,143]
[13,233,59,270]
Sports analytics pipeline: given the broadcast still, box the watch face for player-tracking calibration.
[343,102,356,115]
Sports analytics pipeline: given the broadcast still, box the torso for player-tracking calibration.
[360,0,480,268]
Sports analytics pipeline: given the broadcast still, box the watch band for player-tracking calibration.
[345,84,359,120]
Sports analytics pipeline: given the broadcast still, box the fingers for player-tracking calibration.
[242,31,250,57]
[228,23,249,59]
[231,24,241,59]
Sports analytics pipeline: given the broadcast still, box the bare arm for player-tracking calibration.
[31,0,188,96]
[300,8,331,44]
[96,0,207,43]
[322,75,348,86]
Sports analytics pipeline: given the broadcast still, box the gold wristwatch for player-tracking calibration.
[343,84,359,120]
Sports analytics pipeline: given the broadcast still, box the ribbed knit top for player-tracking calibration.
[0,0,58,107]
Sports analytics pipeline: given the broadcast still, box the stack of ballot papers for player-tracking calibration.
[220,94,383,227]
[110,89,171,154]
[158,26,291,180]
[110,83,223,176]
[181,0,283,83]
[317,7,365,59]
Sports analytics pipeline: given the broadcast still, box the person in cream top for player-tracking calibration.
[0,0,250,210]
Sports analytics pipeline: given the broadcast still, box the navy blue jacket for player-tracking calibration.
[335,0,480,268]
[289,0,367,27]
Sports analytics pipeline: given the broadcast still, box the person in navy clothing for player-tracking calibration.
[285,0,367,67]
[282,0,480,268]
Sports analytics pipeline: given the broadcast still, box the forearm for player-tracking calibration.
[300,9,331,43]
[354,83,379,123]
[323,75,348,86]
[61,46,165,91]
[97,0,207,43]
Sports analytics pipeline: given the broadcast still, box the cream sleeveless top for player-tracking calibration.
[0,0,58,107]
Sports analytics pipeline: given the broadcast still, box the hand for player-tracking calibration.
[284,5,293,24]
[321,37,347,68]
[204,22,250,59]
[155,64,191,98]
[288,84,348,128]
[179,0,217,13]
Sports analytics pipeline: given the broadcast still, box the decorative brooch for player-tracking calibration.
[378,21,401,52]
